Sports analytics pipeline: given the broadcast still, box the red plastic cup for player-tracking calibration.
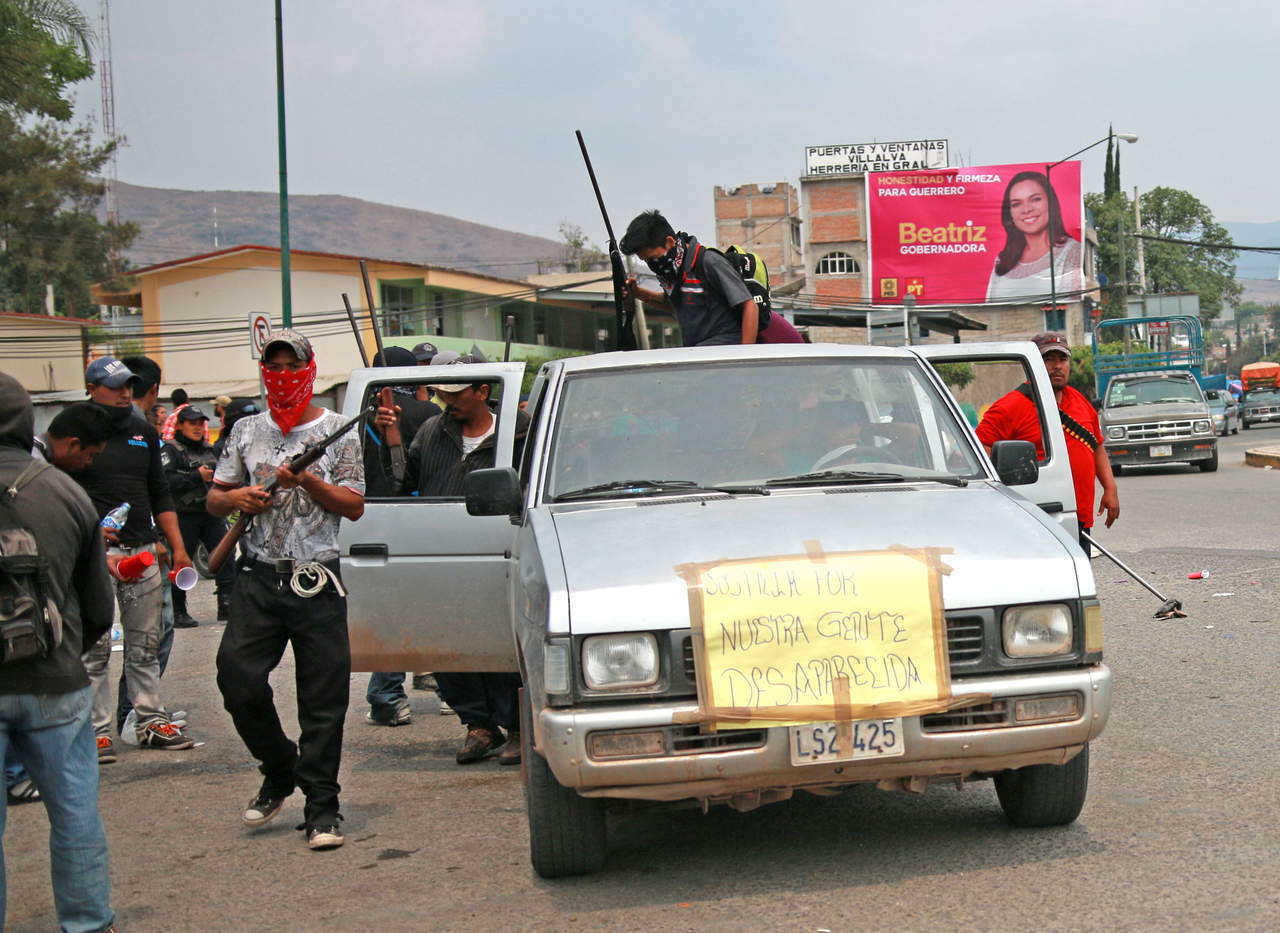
[169,566,198,591]
[116,551,155,581]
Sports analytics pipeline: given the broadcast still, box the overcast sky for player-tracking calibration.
[75,0,1278,254]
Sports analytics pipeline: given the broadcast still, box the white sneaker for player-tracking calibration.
[120,710,139,746]
[438,698,454,716]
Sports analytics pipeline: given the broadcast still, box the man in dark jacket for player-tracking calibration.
[0,372,117,933]
[162,406,234,625]
[75,357,194,759]
[379,356,528,764]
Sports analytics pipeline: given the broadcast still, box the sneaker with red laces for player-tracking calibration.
[96,735,117,764]
[455,726,503,764]
[136,720,195,750]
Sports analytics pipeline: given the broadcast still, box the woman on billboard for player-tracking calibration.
[986,171,1082,301]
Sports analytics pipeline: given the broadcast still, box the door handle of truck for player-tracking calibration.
[349,543,389,558]
[1038,501,1064,514]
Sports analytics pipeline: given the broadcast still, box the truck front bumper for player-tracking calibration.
[535,664,1111,802]
[1106,439,1215,465]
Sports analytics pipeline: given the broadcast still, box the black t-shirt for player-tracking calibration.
[670,239,752,347]
[363,394,439,497]
[74,409,175,546]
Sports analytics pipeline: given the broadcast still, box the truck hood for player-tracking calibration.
[549,484,1083,634]
[1102,401,1207,426]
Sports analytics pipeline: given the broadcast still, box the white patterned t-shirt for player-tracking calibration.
[213,409,364,562]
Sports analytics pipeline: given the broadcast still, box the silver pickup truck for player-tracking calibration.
[1099,370,1218,472]
[340,342,1111,878]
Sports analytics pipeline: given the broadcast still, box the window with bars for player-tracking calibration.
[816,251,859,275]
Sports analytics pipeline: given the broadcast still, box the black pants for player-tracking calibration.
[215,560,350,826]
[173,511,235,615]
[1077,521,1092,558]
[434,672,521,733]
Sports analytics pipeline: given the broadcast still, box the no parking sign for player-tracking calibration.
[248,312,272,359]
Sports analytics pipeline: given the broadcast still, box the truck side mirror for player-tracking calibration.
[991,440,1039,486]
[464,467,522,517]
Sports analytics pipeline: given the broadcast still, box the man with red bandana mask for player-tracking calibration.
[208,330,365,852]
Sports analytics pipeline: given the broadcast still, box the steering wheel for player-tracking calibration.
[811,443,905,471]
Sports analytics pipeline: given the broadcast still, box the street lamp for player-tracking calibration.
[1046,131,1139,318]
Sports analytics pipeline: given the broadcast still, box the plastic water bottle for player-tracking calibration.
[101,502,131,533]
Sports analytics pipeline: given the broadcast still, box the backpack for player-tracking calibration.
[696,244,773,327]
[721,245,773,328]
[0,460,62,667]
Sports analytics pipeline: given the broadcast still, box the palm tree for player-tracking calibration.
[10,0,93,55]
[0,0,95,119]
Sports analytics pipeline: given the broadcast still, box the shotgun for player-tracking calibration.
[342,293,370,367]
[575,130,637,351]
[207,405,376,574]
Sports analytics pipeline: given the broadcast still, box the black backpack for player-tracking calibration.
[0,460,62,666]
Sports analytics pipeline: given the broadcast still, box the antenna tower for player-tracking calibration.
[98,0,118,226]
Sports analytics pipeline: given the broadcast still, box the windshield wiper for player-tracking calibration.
[554,478,769,502]
[765,469,967,488]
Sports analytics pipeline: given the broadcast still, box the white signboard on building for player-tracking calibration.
[804,139,949,177]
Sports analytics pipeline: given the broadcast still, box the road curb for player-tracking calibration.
[1244,446,1280,468]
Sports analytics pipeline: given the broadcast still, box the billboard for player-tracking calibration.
[866,162,1083,305]
[805,139,949,177]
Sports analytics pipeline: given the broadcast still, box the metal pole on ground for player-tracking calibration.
[274,0,292,327]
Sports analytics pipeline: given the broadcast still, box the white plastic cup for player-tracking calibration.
[169,566,198,591]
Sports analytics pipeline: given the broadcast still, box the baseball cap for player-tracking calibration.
[85,357,140,389]
[1031,332,1071,357]
[261,328,314,363]
[429,353,482,394]
[177,406,209,423]
[411,341,439,363]
[372,346,417,367]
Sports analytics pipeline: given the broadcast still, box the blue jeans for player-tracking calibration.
[3,748,28,791]
[0,686,114,933]
[366,673,408,721]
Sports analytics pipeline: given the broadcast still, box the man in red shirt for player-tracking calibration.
[976,332,1120,554]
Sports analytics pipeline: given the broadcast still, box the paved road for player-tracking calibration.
[8,431,1280,931]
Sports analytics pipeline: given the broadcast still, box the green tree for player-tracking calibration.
[0,1,137,316]
[0,0,93,120]
[558,221,607,273]
[1138,186,1241,317]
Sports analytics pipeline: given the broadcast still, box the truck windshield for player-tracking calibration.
[1106,378,1202,408]
[545,358,984,500]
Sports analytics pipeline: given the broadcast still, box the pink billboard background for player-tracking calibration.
[866,161,1083,306]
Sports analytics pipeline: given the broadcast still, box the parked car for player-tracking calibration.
[1241,386,1280,430]
[1205,389,1239,436]
[339,343,1111,878]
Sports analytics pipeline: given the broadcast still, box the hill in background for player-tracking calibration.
[110,181,566,280]
[1222,220,1280,282]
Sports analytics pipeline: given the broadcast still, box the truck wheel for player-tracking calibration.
[1243,421,1251,430]
[994,743,1089,827]
[1110,464,1122,476]
[1198,448,1219,472]
[522,693,607,878]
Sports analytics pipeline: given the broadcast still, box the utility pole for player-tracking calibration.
[274,0,292,327]
[1133,186,1147,294]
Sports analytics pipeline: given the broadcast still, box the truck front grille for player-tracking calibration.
[1122,420,1194,441]
[669,725,767,754]
[920,700,1010,732]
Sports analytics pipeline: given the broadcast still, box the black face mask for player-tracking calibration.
[90,399,134,427]
[646,247,679,283]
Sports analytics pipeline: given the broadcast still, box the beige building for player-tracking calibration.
[94,244,629,397]
[0,311,95,392]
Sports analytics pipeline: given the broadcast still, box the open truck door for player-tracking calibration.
[339,362,526,672]
[914,342,1078,534]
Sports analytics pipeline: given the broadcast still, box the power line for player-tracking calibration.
[1130,233,1280,254]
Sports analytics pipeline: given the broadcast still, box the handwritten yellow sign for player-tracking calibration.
[681,547,959,730]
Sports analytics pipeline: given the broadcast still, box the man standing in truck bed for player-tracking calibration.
[977,332,1120,553]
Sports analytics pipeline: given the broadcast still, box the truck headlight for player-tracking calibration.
[1105,425,1126,440]
[1192,420,1212,434]
[582,633,659,689]
[1002,604,1072,658]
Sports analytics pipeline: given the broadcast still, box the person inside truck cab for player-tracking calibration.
[374,355,530,766]
[976,332,1119,555]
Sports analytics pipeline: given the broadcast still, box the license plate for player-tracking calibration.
[1150,444,1172,457]
[789,719,904,766]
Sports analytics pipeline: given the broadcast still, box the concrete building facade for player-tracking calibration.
[0,312,95,392]
[713,183,804,288]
